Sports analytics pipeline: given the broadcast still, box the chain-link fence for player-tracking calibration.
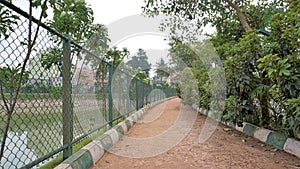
[0,1,176,168]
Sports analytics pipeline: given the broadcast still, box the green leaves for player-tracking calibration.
[0,5,19,39]
[48,0,95,44]
[0,65,29,92]
[258,54,292,79]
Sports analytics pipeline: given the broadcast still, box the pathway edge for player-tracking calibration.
[191,104,300,159]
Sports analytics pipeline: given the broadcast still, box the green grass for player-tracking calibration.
[0,111,61,133]
[3,93,61,100]
[39,128,106,169]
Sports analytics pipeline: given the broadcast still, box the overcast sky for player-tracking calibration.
[85,0,171,72]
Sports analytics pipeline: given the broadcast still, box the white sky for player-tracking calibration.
[85,0,170,65]
[10,0,214,75]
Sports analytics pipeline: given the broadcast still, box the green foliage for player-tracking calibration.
[155,58,169,80]
[0,65,29,94]
[40,1,110,72]
[126,48,151,70]
[149,0,299,138]
[180,68,198,105]
[48,0,94,43]
[0,5,19,39]
[40,48,62,71]
[191,60,210,109]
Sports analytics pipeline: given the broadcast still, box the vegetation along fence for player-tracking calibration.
[0,1,176,168]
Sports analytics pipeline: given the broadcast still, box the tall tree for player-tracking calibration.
[156,58,169,81]
[143,0,260,32]
[40,0,110,72]
[126,48,151,70]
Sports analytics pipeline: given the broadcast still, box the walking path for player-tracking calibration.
[93,98,299,169]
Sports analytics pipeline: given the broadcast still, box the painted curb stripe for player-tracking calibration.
[243,123,258,137]
[54,164,72,169]
[284,138,300,158]
[254,128,272,143]
[125,119,132,130]
[266,132,288,150]
[119,121,128,133]
[62,149,93,169]
[105,129,119,145]
[97,134,113,150]
[115,125,125,139]
[82,141,104,165]
[191,106,300,159]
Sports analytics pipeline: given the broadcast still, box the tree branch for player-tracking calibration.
[224,0,251,31]
[0,81,9,113]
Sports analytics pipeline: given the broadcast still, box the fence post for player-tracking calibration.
[141,82,144,107]
[108,62,113,127]
[126,76,130,115]
[135,79,139,110]
[146,83,149,104]
[62,34,73,160]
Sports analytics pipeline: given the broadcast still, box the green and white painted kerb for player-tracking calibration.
[55,98,170,169]
[192,104,300,159]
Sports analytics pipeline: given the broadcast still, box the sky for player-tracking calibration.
[85,0,172,75]
[85,0,168,65]
[9,0,214,75]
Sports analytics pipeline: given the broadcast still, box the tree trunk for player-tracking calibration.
[224,0,252,31]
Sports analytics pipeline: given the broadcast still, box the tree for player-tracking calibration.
[40,1,110,72]
[143,0,285,44]
[126,48,151,70]
[48,0,95,43]
[155,58,169,82]
[145,0,300,138]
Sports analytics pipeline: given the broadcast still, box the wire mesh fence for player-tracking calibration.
[0,2,176,168]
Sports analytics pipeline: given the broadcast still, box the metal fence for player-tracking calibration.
[0,2,176,168]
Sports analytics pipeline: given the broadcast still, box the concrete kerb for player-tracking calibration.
[54,99,172,169]
[192,104,300,159]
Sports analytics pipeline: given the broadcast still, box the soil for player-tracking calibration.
[93,98,300,169]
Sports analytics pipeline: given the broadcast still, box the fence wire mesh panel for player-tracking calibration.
[0,5,63,169]
[0,2,176,169]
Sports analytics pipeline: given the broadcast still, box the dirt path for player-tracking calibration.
[93,98,300,169]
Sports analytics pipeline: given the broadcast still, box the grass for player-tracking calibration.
[2,93,61,100]
[39,128,106,169]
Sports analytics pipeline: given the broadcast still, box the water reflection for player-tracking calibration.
[1,131,37,169]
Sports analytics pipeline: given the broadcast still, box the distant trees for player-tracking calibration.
[126,48,151,70]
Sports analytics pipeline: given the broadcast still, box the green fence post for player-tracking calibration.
[146,83,149,104]
[126,76,130,115]
[141,82,144,107]
[108,62,113,127]
[135,79,139,110]
[62,34,73,160]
